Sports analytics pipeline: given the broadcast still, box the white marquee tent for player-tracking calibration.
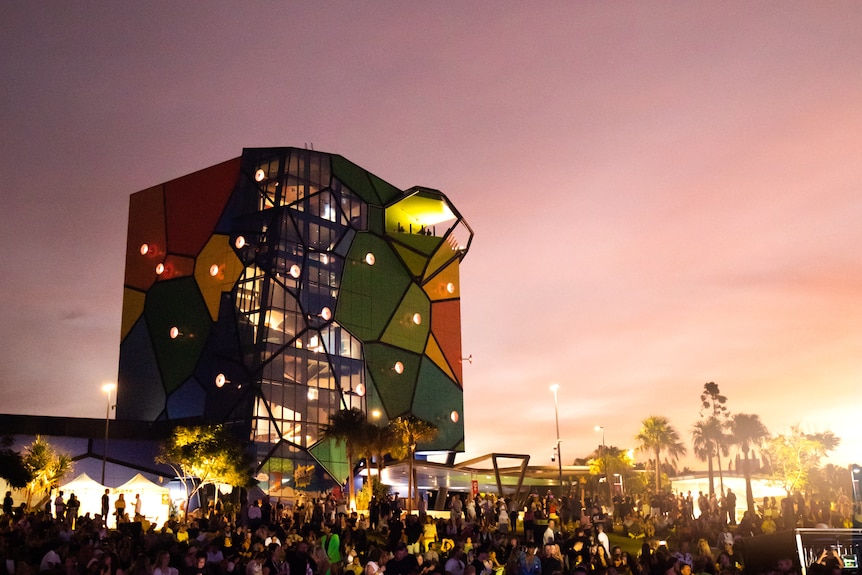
[60,473,107,518]
[114,473,171,525]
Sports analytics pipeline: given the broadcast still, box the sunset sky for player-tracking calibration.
[2,3,861,472]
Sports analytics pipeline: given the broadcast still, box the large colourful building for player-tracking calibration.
[118,147,472,494]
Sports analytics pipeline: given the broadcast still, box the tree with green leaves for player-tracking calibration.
[730,412,769,515]
[700,382,730,493]
[22,436,72,508]
[389,415,437,513]
[156,424,254,519]
[0,435,30,489]
[634,415,686,494]
[587,445,634,498]
[691,417,728,496]
[765,425,839,495]
[322,407,369,509]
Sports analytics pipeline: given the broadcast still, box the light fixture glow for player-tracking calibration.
[320,307,332,321]
[215,373,227,388]
[450,410,459,423]
[289,264,301,278]
[254,169,266,182]
[320,254,329,265]
[209,264,220,277]
[235,236,246,249]
[393,361,404,374]
[169,326,180,339]
[371,409,381,418]
[140,244,149,255]
[155,263,165,275]
[355,383,366,396]
[446,282,455,293]
[365,252,375,265]
[307,387,318,401]
[412,313,422,325]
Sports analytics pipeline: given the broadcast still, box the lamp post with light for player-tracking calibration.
[595,425,610,506]
[101,383,116,485]
[550,384,563,494]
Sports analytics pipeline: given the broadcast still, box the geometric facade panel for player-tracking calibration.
[430,299,465,385]
[117,318,166,421]
[164,158,241,257]
[413,357,466,451]
[166,377,206,419]
[142,277,212,393]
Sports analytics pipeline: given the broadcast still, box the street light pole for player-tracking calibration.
[101,383,116,485]
[550,384,563,494]
[595,425,609,506]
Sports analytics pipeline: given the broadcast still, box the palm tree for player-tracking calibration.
[730,412,769,515]
[699,382,730,493]
[635,415,686,494]
[22,436,72,508]
[389,415,438,513]
[691,417,728,496]
[359,422,397,490]
[322,408,367,509]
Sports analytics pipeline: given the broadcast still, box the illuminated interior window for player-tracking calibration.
[323,203,336,222]
[385,191,455,233]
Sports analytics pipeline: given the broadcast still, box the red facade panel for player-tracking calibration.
[430,299,464,385]
[125,185,166,291]
[164,157,241,257]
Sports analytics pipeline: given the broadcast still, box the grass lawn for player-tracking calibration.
[608,531,646,556]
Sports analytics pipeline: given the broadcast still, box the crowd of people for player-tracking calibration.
[0,487,852,575]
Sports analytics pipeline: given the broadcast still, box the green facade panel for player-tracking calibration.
[380,284,431,354]
[144,277,212,393]
[337,233,412,341]
[364,344,421,418]
[331,155,380,205]
[367,205,384,235]
[309,436,348,485]
[370,173,402,205]
[413,357,465,451]
[391,244,429,278]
